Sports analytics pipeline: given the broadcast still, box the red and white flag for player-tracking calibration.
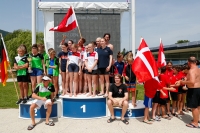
[50,6,78,32]
[157,38,166,68]
[132,38,158,82]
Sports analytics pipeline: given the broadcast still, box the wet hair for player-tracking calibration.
[167,61,173,65]
[117,52,123,58]
[91,41,97,47]
[188,56,197,64]
[103,33,111,39]
[172,65,180,72]
[68,40,74,44]
[63,42,68,47]
[80,38,86,44]
[32,44,38,50]
[160,66,166,73]
[182,64,190,70]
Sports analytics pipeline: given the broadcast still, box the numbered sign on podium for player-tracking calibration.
[19,101,59,119]
[113,100,145,118]
[61,96,107,118]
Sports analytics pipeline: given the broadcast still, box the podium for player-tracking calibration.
[60,95,107,119]
[19,99,62,119]
[113,100,145,118]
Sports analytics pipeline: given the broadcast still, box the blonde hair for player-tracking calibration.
[17,46,26,52]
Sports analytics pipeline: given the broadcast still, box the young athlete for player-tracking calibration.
[114,52,124,75]
[97,38,113,97]
[123,53,137,106]
[67,44,81,97]
[29,44,45,95]
[14,46,29,104]
[46,49,59,99]
[84,43,98,97]
[58,43,69,96]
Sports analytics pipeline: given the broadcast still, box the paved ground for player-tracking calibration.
[0,109,199,133]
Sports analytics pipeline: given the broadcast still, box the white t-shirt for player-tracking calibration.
[68,51,81,65]
[84,51,98,70]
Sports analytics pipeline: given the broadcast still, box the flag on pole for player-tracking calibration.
[0,34,9,86]
[132,38,158,82]
[157,38,166,68]
[50,6,78,32]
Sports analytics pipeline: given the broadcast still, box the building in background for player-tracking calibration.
[150,40,200,65]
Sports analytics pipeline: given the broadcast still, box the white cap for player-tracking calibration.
[42,76,51,81]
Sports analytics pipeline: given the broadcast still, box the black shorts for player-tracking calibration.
[177,86,183,94]
[159,98,167,105]
[98,68,109,75]
[68,64,79,72]
[86,70,98,75]
[17,75,29,82]
[153,91,160,103]
[187,88,200,108]
[170,92,178,101]
[82,69,87,74]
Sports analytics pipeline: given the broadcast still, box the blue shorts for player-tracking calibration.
[143,95,153,108]
[29,68,43,76]
[68,63,79,72]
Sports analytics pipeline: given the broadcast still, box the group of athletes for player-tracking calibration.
[13,32,200,129]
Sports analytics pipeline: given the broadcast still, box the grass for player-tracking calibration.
[0,82,144,109]
[0,82,20,108]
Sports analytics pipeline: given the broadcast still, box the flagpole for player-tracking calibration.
[77,26,82,38]
[0,33,19,99]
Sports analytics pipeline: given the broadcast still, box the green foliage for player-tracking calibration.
[176,40,190,44]
[4,30,44,66]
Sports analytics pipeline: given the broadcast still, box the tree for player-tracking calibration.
[176,40,190,44]
[4,29,44,65]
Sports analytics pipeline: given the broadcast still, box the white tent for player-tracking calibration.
[38,2,129,50]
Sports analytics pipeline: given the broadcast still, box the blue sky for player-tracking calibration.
[0,0,200,50]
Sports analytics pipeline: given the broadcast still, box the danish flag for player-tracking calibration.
[157,38,166,68]
[132,38,158,82]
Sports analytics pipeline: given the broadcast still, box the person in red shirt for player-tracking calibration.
[170,66,181,116]
[159,66,176,120]
[177,65,187,115]
[143,78,162,124]
[165,61,173,117]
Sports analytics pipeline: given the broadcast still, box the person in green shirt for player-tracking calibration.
[27,76,55,130]
[38,44,49,74]
[46,49,59,99]
[13,46,29,104]
[29,44,46,94]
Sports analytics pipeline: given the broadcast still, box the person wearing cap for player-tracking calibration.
[27,76,55,130]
